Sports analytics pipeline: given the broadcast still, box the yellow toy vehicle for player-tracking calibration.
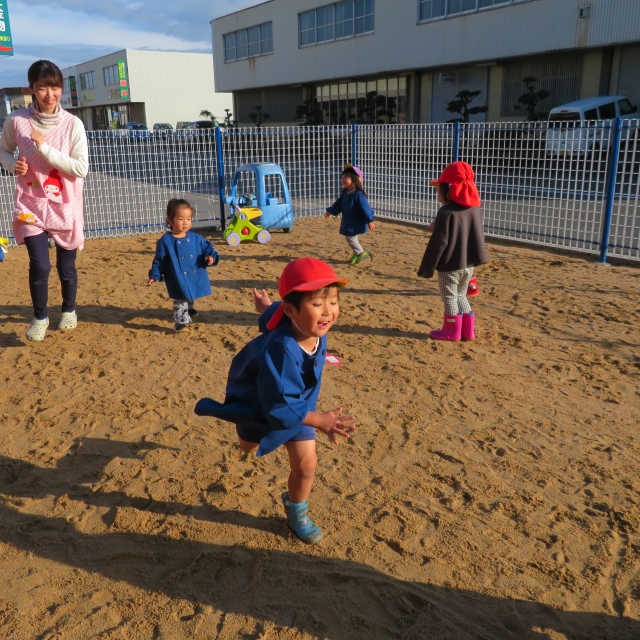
[223,203,271,246]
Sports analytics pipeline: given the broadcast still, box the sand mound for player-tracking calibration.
[0,218,639,639]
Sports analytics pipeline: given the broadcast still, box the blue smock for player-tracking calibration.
[149,231,220,300]
[327,188,375,236]
[195,303,327,457]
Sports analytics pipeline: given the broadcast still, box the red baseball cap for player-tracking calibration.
[266,257,348,331]
[429,161,481,208]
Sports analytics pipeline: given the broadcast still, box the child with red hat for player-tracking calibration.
[195,257,355,544]
[418,161,489,341]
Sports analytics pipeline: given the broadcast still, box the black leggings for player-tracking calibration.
[24,232,77,320]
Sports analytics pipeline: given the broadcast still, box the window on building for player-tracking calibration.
[354,0,375,34]
[79,71,96,90]
[103,64,118,87]
[314,74,406,125]
[223,22,273,62]
[299,1,374,48]
[261,22,273,54]
[419,0,512,22]
[63,77,70,94]
[336,0,354,38]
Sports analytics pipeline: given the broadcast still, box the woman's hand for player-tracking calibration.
[305,408,356,444]
[428,221,435,231]
[324,211,332,219]
[253,288,272,314]
[14,157,28,176]
[31,129,45,149]
[368,222,376,231]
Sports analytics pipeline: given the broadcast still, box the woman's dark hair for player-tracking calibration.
[342,167,367,197]
[28,60,63,89]
[166,198,194,220]
[438,183,451,202]
[283,284,340,313]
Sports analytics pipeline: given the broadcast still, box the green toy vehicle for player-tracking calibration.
[223,202,272,246]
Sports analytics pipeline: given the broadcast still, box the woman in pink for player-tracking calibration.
[0,60,88,341]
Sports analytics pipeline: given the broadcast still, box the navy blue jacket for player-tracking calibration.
[195,303,327,457]
[149,231,220,300]
[327,188,375,236]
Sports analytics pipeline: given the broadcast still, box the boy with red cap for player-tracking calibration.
[418,161,489,341]
[195,257,355,544]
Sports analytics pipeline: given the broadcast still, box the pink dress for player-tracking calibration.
[12,109,85,250]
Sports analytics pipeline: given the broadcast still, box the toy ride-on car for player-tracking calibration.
[224,200,272,246]
[0,237,8,262]
[223,163,295,236]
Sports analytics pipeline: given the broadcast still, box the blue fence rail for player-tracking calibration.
[0,119,638,262]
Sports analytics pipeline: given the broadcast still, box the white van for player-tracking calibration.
[546,96,637,157]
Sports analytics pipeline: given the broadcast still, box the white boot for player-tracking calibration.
[26,318,49,341]
[58,311,78,331]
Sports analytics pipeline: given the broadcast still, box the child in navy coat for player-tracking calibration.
[148,198,220,331]
[325,164,375,264]
[195,258,355,544]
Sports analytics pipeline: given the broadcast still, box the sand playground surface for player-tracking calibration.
[0,217,639,640]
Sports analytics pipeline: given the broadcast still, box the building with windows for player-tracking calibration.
[0,87,32,126]
[211,0,640,125]
[60,49,233,131]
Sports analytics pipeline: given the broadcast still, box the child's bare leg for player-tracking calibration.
[238,438,259,454]
[284,440,317,503]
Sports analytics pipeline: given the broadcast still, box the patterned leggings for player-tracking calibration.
[345,235,364,254]
[173,299,194,325]
[438,268,474,316]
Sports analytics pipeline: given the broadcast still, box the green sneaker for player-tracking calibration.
[352,249,371,264]
[348,252,359,264]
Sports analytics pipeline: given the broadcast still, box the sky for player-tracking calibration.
[0,0,264,87]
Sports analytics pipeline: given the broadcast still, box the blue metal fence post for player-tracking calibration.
[452,121,460,162]
[214,125,226,232]
[598,116,622,263]
[351,122,358,166]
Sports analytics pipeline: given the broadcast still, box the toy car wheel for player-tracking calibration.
[226,232,241,246]
[283,223,294,234]
[257,230,271,244]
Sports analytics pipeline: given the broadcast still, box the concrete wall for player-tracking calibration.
[213,0,640,93]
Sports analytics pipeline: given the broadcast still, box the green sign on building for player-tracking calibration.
[117,59,129,100]
[0,1,13,57]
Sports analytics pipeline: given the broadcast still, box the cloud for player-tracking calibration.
[0,0,265,88]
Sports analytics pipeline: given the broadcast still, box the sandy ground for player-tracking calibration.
[0,217,639,640]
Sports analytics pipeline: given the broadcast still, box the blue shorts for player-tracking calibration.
[235,424,316,444]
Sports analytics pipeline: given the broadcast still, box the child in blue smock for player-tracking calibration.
[148,198,220,331]
[195,257,356,544]
[325,164,376,264]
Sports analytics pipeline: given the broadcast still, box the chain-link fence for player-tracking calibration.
[1,119,638,262]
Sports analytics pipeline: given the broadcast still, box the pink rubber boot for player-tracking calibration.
[430,315,462,341]
[461,312,476,340]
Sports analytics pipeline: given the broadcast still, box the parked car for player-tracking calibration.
[153,123,173,131]
[546,96,637,158]
[125,121,153,141]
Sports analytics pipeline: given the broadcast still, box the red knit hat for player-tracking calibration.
[266,257,348,331]
[430,161,481,207]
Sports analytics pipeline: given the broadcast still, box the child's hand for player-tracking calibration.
[147,278,158,285]
[368,222,376,231]
[205,256,215,266]
[314,408,356,444]
[324,211,332,219]
[253,288,272,313]
[14,157,28,176]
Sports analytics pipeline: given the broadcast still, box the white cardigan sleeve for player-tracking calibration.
[38,118,89,179]
[0,115,18,174]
